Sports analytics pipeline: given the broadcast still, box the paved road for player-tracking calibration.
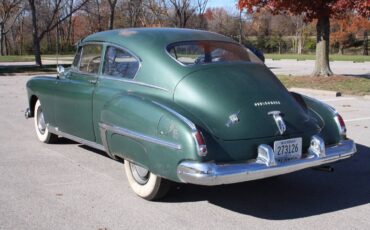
[265,59,370,77]
[0,75,369,230]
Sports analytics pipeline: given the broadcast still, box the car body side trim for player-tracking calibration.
[99,75,169,92]
[47,125,106,152]
[151,101,197,131]
[99,122,182,150]
[98,124,117,159]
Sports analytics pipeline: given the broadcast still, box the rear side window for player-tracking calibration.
[167,41,251,65]
[103,46,140,79]
[79,44,102,74]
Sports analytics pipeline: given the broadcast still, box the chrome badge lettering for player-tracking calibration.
[254,101,281,107]
[268,111,286,135]
[226,111,240,127]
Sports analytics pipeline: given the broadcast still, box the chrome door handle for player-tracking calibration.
[89,79,97,84]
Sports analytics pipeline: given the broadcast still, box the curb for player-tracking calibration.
[289,87,341,97]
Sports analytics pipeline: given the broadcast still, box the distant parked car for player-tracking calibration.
[244,44,265,63]
[25,28,356,200]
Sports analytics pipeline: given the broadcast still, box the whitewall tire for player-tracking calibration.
[124,160,171,200]
[34,100,57,143]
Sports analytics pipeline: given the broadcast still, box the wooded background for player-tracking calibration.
[0,1,369,64]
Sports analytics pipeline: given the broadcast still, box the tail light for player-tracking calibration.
[334,114,346,137]
[192,130,207,157]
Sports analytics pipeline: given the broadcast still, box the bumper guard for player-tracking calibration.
[177,138,356,186]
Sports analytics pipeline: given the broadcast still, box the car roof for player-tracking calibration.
[80,28,239,92]
[82,28,234,51]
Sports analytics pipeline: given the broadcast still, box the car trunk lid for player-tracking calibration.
[173,63,320,141]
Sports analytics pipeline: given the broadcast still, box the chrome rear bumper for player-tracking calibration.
[177,139,356,186]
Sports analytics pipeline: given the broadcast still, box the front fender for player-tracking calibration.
[99,93,200,182]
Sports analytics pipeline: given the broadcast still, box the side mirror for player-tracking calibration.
[57,65,65,78]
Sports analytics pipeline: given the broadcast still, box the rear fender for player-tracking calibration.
[99,93,199,182]
[293,93,342,145]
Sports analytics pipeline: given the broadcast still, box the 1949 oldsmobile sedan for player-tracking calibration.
[25,28,356,200]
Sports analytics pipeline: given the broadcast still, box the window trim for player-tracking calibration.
[78,43,103,75]
[102,44,141,80]
[71,46,82,70]
[165,40,253,67]
[71,42,104,77]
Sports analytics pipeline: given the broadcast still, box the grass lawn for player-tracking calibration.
[266,54,370,62]
[0,55,74,62]
[0,55,36,62]
[278,75,370,96]
[0,64,68,75]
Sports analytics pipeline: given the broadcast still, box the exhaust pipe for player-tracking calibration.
[313,165,334,172]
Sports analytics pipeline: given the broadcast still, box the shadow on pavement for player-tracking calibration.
[343,74,370,79]
[164,143,370,220]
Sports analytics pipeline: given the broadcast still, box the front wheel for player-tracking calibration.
[34,100,58,143]
[124,160,171,200]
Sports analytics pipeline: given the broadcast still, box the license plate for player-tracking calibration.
[273,137,302,163]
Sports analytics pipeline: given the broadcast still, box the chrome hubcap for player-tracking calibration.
[37,108,46,134]
[129,162,150,185]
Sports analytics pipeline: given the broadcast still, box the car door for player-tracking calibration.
[54,43,102,142]
[92,45,141,145]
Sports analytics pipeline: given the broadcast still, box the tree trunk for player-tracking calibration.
[364,31,368,56]
[0,23,4,56]
[313,16,332,76]
[238,9,243,44]
[29,0,42,66]
[338,43,344,55]
[66,0,74,48]
[297,34,302,54]
[108,6,115,29]
[20,18,23,55]
[46,31,52,52]
[5,34,10,55]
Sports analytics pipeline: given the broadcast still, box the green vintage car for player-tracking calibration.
[25,28,356,200]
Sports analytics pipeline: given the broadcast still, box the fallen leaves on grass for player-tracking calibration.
[278,75,370,96]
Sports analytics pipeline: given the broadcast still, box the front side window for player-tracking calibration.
[167,41,251,65]
[79,44,102,74]
[103,46,140,79]
[72,47,82,69]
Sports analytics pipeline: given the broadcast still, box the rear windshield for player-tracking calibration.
[167,41,251,65]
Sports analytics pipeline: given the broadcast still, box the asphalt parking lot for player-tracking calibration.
[266,59,370,77]
[0,75,369,230]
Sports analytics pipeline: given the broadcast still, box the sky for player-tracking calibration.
[207,0,238,10]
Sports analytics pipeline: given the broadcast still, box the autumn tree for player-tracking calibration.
[352,16,370,56]
[331,18,355,55]
[0,0,23,56]
[167,0,196,28]
[107,0,118,29]
[238,0,370,76]
[28,0,88,66]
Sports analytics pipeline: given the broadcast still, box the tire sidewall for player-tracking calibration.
[124,160,162,200]
[34,100,52,143]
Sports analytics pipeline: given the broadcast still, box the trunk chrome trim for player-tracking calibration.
[99,122,182,150]
[47,125,105,152]
[177,139,356,186]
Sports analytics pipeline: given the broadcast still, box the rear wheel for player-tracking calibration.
[124,160,171,200]
[34,100,58,143]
